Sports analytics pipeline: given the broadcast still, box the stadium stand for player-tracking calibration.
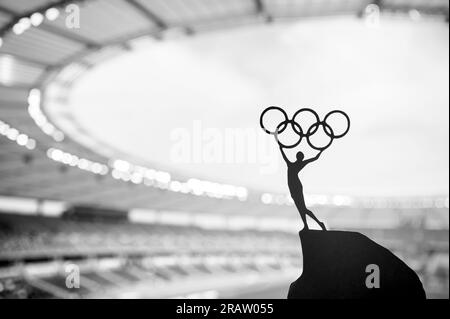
[0,201,448,298]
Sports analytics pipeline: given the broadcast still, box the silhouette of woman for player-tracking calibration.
[279,145,327,231]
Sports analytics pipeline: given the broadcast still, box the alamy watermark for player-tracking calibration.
[365,264,380,289]
[65,4,81,29]
[169,121,280,175]
[65,263,80,289]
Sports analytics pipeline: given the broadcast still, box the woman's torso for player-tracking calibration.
[287,165,303,190]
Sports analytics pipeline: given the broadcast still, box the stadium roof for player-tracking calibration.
[0,0,448,214]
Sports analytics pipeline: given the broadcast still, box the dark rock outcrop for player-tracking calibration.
[288,230,426,299]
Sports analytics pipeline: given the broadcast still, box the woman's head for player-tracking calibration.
[296,152,305,162]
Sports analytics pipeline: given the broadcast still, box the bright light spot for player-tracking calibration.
[0,122,8,134]
[112,169,122,180]
[12,23,25,35]
[45,8,60,21]
[50,149,63,161]
[46,148,54,158]
[28,89,41,105]
[306,194,329,206]
[30,12,44,27]
[26,139,36,150]
[16,134,28,146]
[0,121,37,150]
[53,131,65,142]
[145,169,156,180]
[332,195,354,207]
[6,128,18,141]
[121,172,131,182]
[18,18,31,30]
[42,123,54,135]
[131,173,143,184]
[236,187,248,200]
[62,153,73,165]
[188,178,203,196]
[261,193,273,204]
[222,185,236,197]
[91,163,103,174]
[100,165,109,175]
[156,171,171,184]
[69,155,79,167]
[78,159,89,170]
[0,56,14,85]
[113,159,131,172]
[170,181,182,192]
[27,89,64,142]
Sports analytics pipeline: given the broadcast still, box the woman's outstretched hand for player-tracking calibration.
[279,144,290,164]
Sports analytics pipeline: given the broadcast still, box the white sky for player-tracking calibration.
[66,16,449,197]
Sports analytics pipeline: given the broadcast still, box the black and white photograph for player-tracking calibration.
[0,0,448,304]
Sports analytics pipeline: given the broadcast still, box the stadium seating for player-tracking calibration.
[0,210,448,298]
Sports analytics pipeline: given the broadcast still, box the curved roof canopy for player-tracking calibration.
[0,0,448,214]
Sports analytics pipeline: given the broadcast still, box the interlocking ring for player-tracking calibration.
[260,106,350,151]
[260,106,288,135]
[274,120,303,149]
[292,108,320,137]
[323,110,350,138]
[306,121,334,151]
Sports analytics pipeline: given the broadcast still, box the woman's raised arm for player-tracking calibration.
[304,150,323,166]
[279,145,290,164]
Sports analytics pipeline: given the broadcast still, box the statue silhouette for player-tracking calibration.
[279,145,326,231]
[261,108,425,298]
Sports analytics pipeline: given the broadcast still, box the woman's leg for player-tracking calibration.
[306,210,327,231]
[300,211,309,230]
[293,201,309,230]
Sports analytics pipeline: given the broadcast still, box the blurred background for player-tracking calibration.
[0,0,448,299]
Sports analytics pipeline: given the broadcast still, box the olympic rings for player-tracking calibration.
[292,108,320,137]
[274,120,303,149]
[259,106,288,135]
[260,106,350,151]
[323,110,351,138]
[307,121,334,151]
